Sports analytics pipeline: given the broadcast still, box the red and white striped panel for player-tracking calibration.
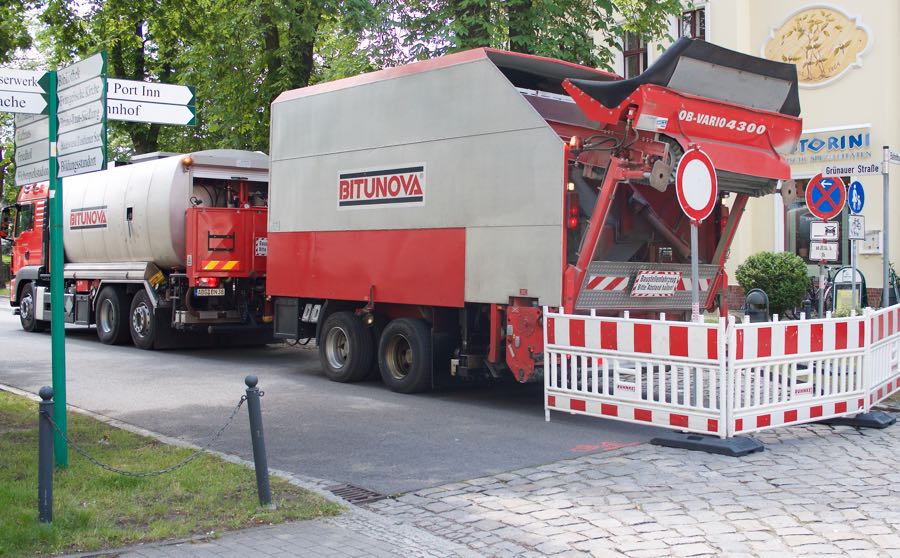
[675,278,710,291]
[546,315,720,361]
[869,376,900,406]
[585,275,629,291]
[548,393,723,436]
[732,396,865,435]
[733,318,865,360]
[870,306,900,343]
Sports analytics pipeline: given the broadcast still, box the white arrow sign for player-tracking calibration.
[58,147,106,178]
[15,159,50,186]
[107,99,196,126]
[58,76,105,111]
[58,52,106,91]
[14,116,49,146]
[14,142,49,166]
[57,99,104,134]
[58,123,105,156]
[0,90,47,114]
[108,78,194,105]
[0,69,47,94]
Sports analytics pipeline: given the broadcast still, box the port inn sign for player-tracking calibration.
[786,125,872,166]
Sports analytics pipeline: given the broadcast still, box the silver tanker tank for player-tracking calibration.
[62,149,268,269]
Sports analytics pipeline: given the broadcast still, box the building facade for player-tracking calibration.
[611,0,899,304]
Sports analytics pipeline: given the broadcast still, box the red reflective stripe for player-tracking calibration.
[734,418,743,431]
[634,324,652,353]
[634,409,652,422]
[609,277,627,290]
[859,320,865,345]
[835,401,847,414]
[810,323,823,352]
[669,413,689,427]
[785,325,798,355]
[601,403,618,416]
[669,326,688,357]
[547,395,556,407]
[547,318,555,344]
[600,321,617,350]
[784,409,798,423]
[586,276,603,289]
[736,330,744,360]
[570,399,586,412]
[570,319,585,347]
[810,405,823,418]
[757,327,772,358]
[756,414,771,428]
[835,321,847,350]
[707,419,718,433]
[707,329,718,360]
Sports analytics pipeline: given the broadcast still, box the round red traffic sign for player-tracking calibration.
[675,147,718,222]
[804,174,846,221]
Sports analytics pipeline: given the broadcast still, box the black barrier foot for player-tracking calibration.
[650,432,764,457]
[818,411,896,429]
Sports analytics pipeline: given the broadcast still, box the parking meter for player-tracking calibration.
[743,288,770,323]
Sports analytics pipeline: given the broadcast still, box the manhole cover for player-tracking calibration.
[327,483,386,504]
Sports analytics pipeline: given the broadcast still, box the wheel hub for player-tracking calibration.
[386,334,412,380]
[325,326,350,369]
[132,303,152,336]
[98,299,114,334]
[20,294,33,322]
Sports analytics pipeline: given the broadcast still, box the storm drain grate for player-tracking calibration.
[327,483,386,505]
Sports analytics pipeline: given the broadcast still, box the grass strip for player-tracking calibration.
[0,390,342,557]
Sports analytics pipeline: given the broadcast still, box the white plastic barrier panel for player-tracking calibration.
[727,314,868,436]
[544,309,728,438]
[867,306,900,407]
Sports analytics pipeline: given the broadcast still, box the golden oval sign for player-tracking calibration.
[763,6,870,87]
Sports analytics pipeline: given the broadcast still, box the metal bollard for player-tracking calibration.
[38,386,54,524]
[245,375,273,508]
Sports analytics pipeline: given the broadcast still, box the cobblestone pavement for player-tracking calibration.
[367,413,900,557]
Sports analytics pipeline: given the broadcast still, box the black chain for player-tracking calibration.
[42,395,248,478]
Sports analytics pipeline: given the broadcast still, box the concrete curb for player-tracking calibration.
[0,382,477,558]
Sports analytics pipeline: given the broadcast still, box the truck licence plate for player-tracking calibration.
[195,288,225,296]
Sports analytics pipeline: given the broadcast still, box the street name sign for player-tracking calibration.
[809,241,839,262]
[108,78,195,105]
[0,90,47,114]
[58,122,106,157]
[810,220,840,241]
[822,162,882,176]
[0,68,47,93]
[107,99,196,126]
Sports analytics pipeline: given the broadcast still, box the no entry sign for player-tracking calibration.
[805,174,846,221]
[676,147,718,223]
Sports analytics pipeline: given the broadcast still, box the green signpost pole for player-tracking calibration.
[47,69,67,467]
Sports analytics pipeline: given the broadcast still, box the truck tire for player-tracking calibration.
[95,286,131,345]
[378,318,432,394]
[129,290,156,350]
[19,282,47,333]
[319,311,374,383]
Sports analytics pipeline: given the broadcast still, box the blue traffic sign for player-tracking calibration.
[805,174,846,221]
[848,180,865,214]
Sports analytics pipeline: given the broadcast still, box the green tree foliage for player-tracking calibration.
[735,251,810,316]
[0,0,33,64]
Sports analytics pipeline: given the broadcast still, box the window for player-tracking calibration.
[623,32,647,79]
[14,203,33,235]
[679,8,706,40]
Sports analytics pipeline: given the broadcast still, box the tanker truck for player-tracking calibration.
[267,38,802,392]
[1,150,271,348]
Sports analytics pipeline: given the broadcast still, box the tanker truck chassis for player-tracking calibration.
[1,150,273,349]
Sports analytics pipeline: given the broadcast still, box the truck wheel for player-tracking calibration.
[129,290,156,350]
[95,287,131,345]
[19,283,47,333]
[378,318,432,394]
[319,311,374,382]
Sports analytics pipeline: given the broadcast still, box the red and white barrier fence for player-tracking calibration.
[544,304,900,440]
[544,310,728,438]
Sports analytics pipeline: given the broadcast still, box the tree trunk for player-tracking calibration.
[285,2,322,90]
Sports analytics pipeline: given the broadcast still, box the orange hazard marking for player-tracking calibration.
[202,260,239,271]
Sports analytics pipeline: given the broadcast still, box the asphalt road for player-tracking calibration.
[0,299,660,495]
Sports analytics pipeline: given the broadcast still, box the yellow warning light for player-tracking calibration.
[181,155,193,170]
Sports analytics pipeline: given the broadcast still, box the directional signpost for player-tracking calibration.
[806,173,846,316]
[676,146,718,322]
[107,78,195,126]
